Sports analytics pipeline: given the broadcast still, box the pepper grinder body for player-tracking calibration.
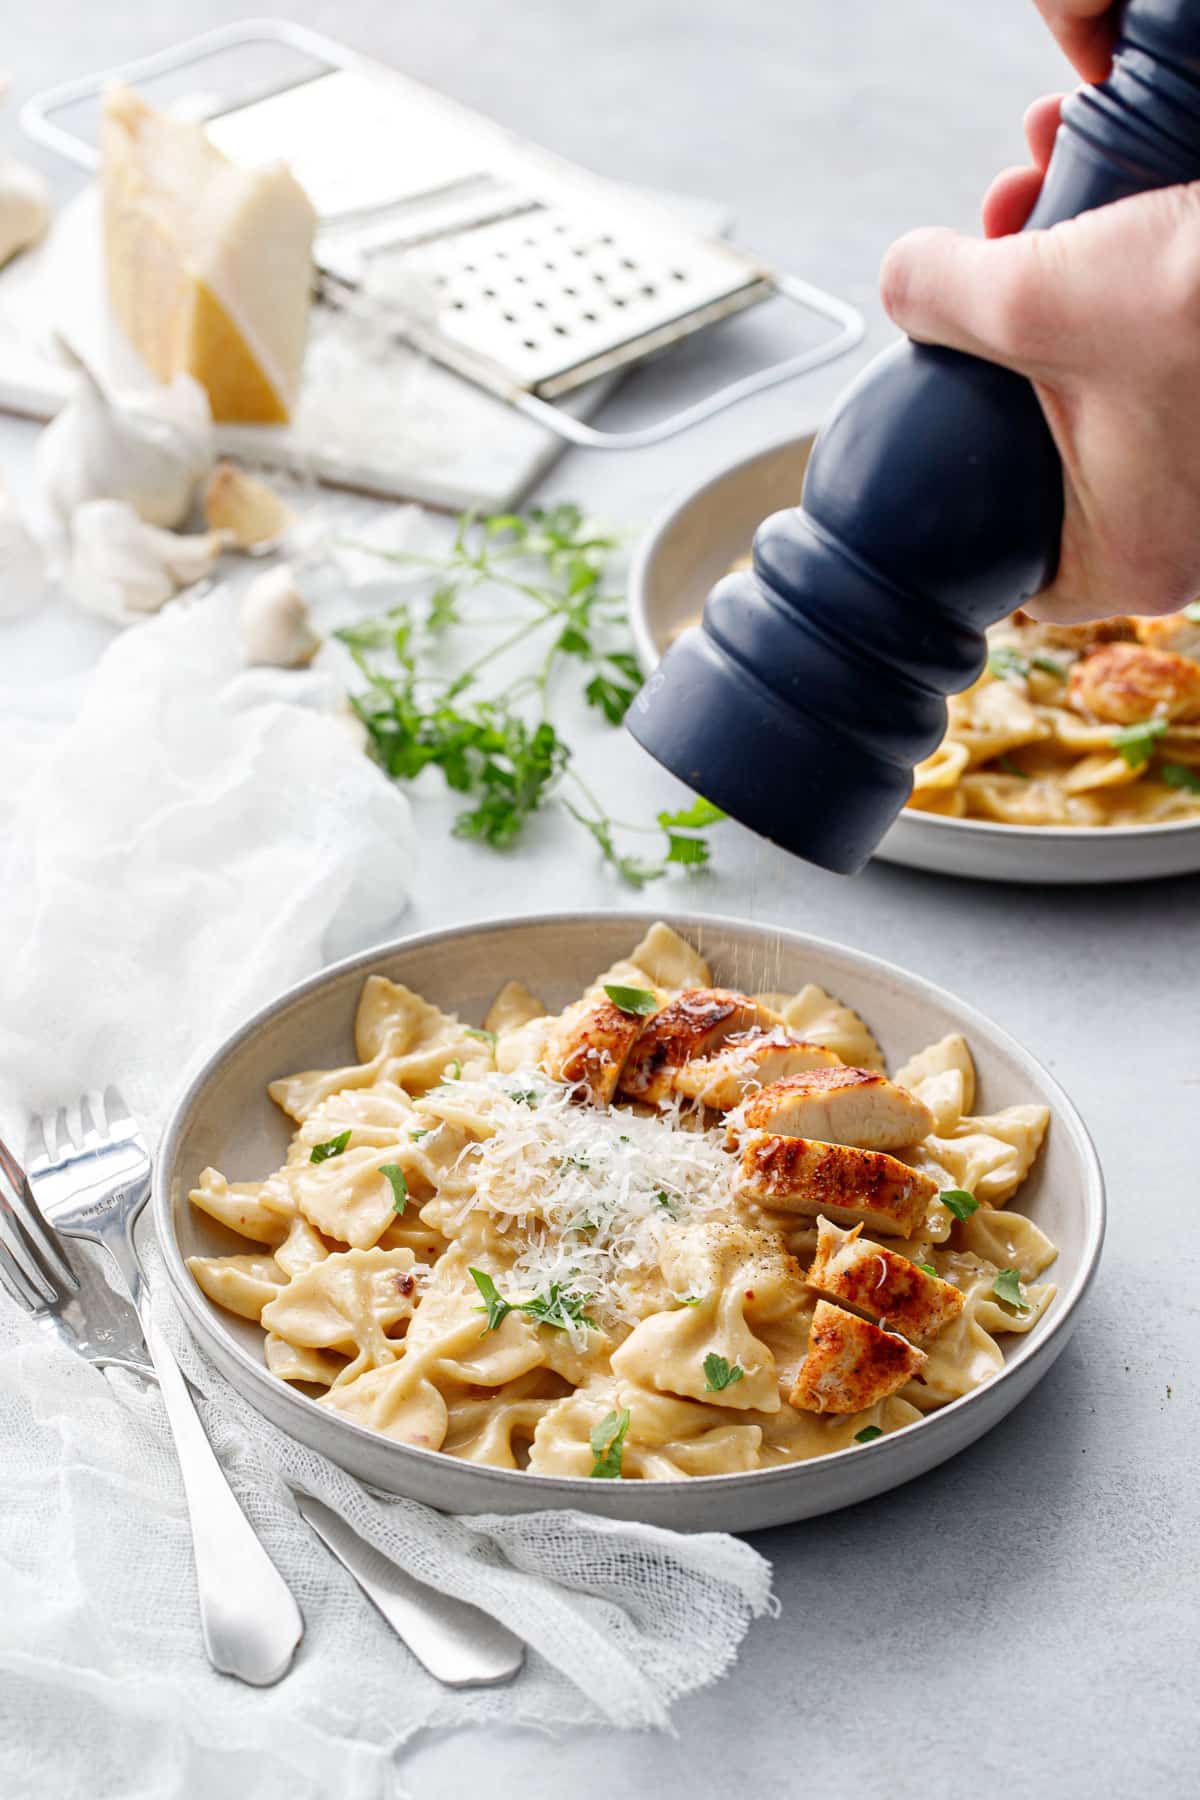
[627,0,1200,873]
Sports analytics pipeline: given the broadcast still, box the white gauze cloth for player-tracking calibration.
[0,589,775,1796]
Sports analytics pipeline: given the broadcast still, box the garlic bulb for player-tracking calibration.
[0,474,51,617]
[204,462,295,549]
[66,499,226,624]
[0,156,50,268]
[238,564,320,667]
[35,363,214,537]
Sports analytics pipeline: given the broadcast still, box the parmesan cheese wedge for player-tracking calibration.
[100,85,317,424]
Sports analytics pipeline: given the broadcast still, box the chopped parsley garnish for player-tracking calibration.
[310,1129,351,1164]
[1160,762,1200,793]
[467,1267,595,1335]
[854,1426,883,1444]
[679,1294,703,1307]
[703,1352,745,1393]
[589,1407,631,1479]
[521,1283,597,1332]
[995,755,1030,779]
[987,647,1029,681]
[506,1084,539,1107]
[468,1267,513,1332]
[445,1059,462,1082]
[464,1026,498,1048]
[409,1129,430,1141]
[1031,653,1067,679]
[914,1262,939,1278]
[1112,717,1169,769]
[379,1164,408,1213]
[603,984,658,1016]
[992,1268,1031,1313]
[654,1190,679,1218]
[940,1188,980,1222]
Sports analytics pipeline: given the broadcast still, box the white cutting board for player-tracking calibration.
[0,183,727,514]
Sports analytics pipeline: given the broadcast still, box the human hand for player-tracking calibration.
[880,90,1200,622]
[1033,2,1118,82]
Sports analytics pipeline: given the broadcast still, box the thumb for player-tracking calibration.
[880,225,1057,374]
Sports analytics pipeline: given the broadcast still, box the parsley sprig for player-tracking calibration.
[335,504,724,883]
[703,1353,745,1393]
[310,1130,351,1164]
[468,1267,596,1336]
[589,1407,631,1479]
[1112,717,1169,769]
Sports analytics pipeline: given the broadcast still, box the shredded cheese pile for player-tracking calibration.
[419,1070,736,1330]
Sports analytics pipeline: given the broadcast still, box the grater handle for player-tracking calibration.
[511,274,864,450]
[19,18,358,170]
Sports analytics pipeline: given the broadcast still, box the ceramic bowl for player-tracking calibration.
[156,911,1104,1531]
[629,433,1200,884]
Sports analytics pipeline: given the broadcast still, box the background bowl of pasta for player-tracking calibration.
[630,434,1200,882]
[156,912,1104,1532]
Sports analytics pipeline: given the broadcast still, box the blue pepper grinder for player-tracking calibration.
[627,0,1200,873]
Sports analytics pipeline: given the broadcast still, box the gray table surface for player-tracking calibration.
[3,3,1198,1796]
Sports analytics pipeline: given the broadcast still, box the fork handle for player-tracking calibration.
[139,1305,305,1685]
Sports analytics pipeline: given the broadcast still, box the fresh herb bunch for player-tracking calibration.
[335,504,724,884]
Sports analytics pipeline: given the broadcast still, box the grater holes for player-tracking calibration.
[671,268,687,281]
[522,337,538,350]
[552,322,568,335]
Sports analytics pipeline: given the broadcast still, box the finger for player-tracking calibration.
[1033,3,1117,83]
[880,226,1058,370]
[1024,93,1066,171]
[982,165,1046,239]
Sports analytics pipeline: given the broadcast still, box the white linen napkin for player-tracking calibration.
[0,588,775,1792]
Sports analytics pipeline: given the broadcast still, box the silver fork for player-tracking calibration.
[21,1090,304,1686]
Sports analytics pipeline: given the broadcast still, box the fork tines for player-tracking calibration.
[0,1128,79,1304]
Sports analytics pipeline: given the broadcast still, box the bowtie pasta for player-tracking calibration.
[187,923,1058,1480]
[907,607,1200,827]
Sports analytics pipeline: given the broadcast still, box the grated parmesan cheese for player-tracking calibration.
[413,1068,737,1336]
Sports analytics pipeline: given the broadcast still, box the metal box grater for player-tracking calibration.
[22,19,863,448]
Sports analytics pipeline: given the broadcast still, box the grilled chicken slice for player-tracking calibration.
[618,988,783,1103]
[736,1135,936,1237]
[671,1029,841,1109]
[543,988,657,1104]
[734,1067,933,1151]
[804,1217,964,1347]
[1067,642,1200,724]
[789,1299,926,1414]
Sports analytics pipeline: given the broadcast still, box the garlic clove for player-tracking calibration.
[0,156,50,269]
[238,563,320,668]
[66,497,226,625]
[34,361,214,539]
[204,461,295,549]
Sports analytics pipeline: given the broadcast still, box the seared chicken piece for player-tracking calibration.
[671,1029,841,1109]
[737,1135,936,1237]
[543,988,656,1104]
[734,1067,933,1151]
[619,989,783,1103]
[1135,610,1200,663]
[1067,642,1200,724]
[789,1299,926,1414]
[804,1217,964,1347]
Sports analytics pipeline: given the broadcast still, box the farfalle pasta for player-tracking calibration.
[187,923,1058,1480]
[906,608,1200,826]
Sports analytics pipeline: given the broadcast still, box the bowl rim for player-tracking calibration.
[155,908,1106,1499]
[628,431,1200,846]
